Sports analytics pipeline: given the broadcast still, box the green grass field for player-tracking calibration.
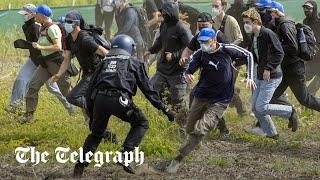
[0,0,97,9]
[0,55,320,178]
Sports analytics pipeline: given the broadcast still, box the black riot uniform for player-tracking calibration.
[73,35,174,178]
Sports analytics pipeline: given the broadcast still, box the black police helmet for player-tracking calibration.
[111,34,136,56]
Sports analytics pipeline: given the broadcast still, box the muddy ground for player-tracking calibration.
[1,138,320,180]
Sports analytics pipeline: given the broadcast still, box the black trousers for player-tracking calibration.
[271,61,320,112]
[67,73,92,109]
[81,93,148,162]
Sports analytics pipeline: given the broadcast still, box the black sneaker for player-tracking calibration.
[289,108,299,132]
[73,163,85,178]
[116,151,136,174]
[217,117,230,137]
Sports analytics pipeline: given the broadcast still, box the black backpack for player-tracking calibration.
[278,21,317,61]
[128,4,152,48]
[71,25,111,78]
[83,25,111,52]
[296,23,317,61]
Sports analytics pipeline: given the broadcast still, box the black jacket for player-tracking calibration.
[86,48,166,119]
[303,0,320,74]
[275,17,302,67]
[303,1,320,50]
[115,4,143,46]
[66,30,100,74]
[22,18,41,66]
[148,1,193,75]
[249,26,284,80]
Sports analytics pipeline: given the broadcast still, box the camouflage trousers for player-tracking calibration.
[179,97,228,156]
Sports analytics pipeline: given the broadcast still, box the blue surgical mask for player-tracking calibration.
[64,23,74,34]
[200,43,212,53]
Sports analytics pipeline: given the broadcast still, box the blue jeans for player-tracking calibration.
[252,76,293,136]
[9,58,73,111]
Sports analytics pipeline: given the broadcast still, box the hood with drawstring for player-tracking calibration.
[303,0,320,69]
[161,1,179,24]
[148,1,193,76]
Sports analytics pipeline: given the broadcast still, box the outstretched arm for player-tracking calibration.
[223,44,256,90]
[134,62,165,110]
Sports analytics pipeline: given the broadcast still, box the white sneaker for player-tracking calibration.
[250,112,255,117]
[245,127,266,137]
[166,159,181,173]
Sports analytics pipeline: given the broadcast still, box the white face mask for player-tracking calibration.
[212,7,221,18]
[244,24,253,34]
[23,13,33,22]
[102,0,114,12]
[114,0,121,8]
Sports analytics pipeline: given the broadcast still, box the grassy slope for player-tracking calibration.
[0,53,320,176]
[0,0,319,177]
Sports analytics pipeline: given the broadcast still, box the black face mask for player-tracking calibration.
[304,10,313,18]
[259,11,273,25]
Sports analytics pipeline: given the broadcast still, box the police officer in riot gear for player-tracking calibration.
[73,34,175,178]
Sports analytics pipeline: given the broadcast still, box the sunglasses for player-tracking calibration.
[303,6,313,10]
[65,19,80,24]
[256,7,265,12]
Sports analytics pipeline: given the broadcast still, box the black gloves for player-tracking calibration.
[162,106,175,122]
[14,39,32,49]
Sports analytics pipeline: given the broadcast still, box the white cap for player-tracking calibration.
[18,4,36,15]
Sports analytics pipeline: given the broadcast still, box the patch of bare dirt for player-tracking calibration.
[1,139,320,180]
